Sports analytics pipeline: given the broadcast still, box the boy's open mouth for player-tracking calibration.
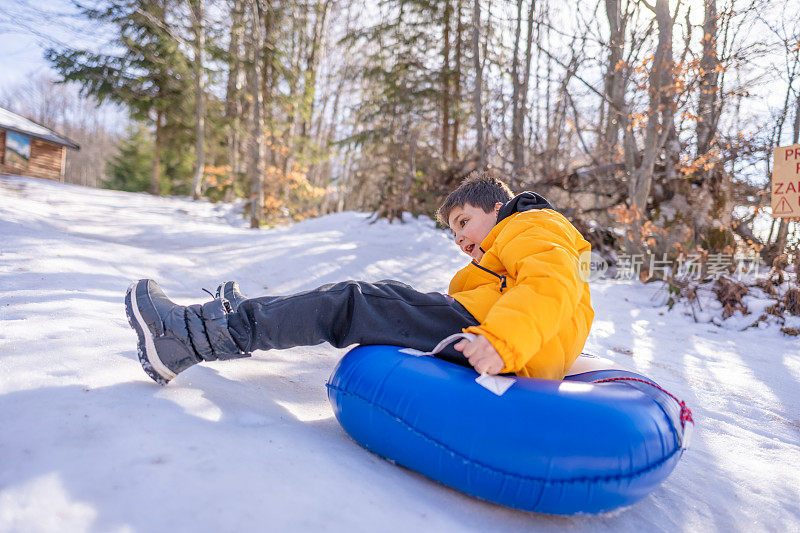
[466,244,475,255]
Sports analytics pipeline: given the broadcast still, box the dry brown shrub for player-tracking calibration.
[715,277,749,318]
[686,285,698,303]
[773,253,789,271]
[758,277,776,296]
[785,289,800,316]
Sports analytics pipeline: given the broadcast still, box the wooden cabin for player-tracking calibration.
[0,106,80,182]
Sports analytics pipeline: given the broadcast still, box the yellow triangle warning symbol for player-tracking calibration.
[774,196,795,215]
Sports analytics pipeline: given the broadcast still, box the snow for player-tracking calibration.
[658,277,797,332]
[1,174,799,532]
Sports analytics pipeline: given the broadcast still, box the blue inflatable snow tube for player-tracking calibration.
[326,345,692,515]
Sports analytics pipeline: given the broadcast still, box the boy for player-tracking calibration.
[125,172,593,385]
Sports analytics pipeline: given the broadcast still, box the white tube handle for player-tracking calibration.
[400,332,516,396]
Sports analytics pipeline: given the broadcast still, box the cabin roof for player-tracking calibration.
[0,106,80,150]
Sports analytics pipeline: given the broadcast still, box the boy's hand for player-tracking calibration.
[454,335,505,375]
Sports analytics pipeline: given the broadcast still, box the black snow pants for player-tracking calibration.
[226,279,480,365]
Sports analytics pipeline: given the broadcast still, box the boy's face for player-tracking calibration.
[448,202,503,262]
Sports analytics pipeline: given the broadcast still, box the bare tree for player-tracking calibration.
[441,0,453,163]
[248,0,266,228]
[602,0,628,163]
[518,0,535,180]
[472,0,485,168]
[450,0,465,162]
[696,0,720,156]
[623,0,676,250]
[299,1,331,150]
[190,0,206,199]
[225,0,247,200]
[510,0,523,182]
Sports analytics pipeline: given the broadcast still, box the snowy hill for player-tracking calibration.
[1,174,798,532]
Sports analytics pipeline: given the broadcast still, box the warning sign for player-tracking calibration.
[772,144,800,218]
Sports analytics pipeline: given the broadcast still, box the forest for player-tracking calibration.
[3,0,800,278]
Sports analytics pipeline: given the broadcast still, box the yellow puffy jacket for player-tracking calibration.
[449,207,594,380]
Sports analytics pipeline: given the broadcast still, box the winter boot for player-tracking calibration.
[215,281,248,310]
[125,279,251,385]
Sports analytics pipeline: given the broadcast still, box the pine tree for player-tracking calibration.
[104,124,154,192]
[46,0,192,195]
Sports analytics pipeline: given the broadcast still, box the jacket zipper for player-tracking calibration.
[470,261,507,293]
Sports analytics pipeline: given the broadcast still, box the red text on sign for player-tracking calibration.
[774,182,800,194]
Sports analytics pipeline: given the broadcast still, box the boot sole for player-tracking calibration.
[125,281,177,385]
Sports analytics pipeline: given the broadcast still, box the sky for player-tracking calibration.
[0,19,50,90]
[0,0,112,92]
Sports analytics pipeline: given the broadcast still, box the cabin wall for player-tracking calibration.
[0,128,66,182]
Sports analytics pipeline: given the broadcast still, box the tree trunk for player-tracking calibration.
[471,0,485,168]
[282,7,305,176]
[248,0,266,228]
[317,71,343,190]
[299,0,330,147]
[627,0,674,251]
[191,0,206,200]
[225,0,246,201]
[314,5,356,191]
[691,0,732,246]
[603,0,625,162]
[441,0,452,163]
[696,0,720,156]
[519,0,535,180]
[510,0,523,183]
[450,0,463,162]
[260,5,276,192]
[794,91,800,146]
[151,108,163,195]
[532,6,543,163]
[404,128,418,214]
[480,0,492,163]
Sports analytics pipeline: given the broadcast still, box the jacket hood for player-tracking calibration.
[496,192,554,223]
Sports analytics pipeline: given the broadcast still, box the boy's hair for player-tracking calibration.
[436,170,514,227]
